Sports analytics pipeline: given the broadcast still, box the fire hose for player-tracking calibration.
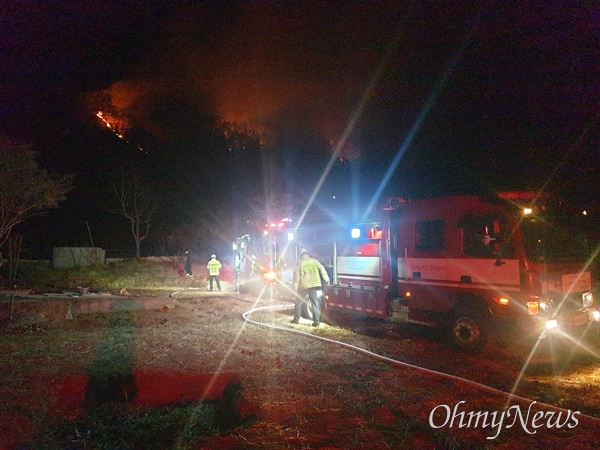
[241,301,600,423]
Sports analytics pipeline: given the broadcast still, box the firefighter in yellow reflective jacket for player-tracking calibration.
[292,248,330,327]
[207,254,222,291]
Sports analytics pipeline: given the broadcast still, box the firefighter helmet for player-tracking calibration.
[299,248,309,256]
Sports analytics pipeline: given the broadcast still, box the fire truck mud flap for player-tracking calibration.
[446,308,488,353]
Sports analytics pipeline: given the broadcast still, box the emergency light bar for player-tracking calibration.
[384,197,406,210]
[264,218,293,229]
[350,225,382,239]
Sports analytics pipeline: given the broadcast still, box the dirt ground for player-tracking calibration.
[1,282,600,449]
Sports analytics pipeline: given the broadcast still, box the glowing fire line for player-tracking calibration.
[96,111,145,153]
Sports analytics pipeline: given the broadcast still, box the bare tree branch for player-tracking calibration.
[0,137,73,249]
[107,169,159,258]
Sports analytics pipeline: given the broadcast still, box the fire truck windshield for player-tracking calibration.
[520,217,590,263]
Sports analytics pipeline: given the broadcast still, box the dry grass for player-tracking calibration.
[1,260,600,448]
[14,258,208,293]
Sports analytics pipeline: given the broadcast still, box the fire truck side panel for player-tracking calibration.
[326,286,386,318]
[398,257,520,312]
[336,256,381,289]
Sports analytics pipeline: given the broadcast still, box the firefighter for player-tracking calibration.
[207,254,222,291]
[184,250,193,277]
[291,248,330,327]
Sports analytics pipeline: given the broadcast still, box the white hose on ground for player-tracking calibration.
[242,301,600,422]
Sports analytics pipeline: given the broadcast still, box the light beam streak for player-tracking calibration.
[290,19,405,233]
[362,13,482,221]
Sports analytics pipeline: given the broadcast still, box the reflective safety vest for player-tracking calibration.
[207,259,221,276]
[294,256,330,290]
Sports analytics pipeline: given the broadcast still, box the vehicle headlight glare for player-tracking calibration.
[539,299,553,313]
[582,292,593,308]
[545,319,558,330]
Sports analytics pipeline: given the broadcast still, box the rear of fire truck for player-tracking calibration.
[232,219,297,296]
[232,216,339,308]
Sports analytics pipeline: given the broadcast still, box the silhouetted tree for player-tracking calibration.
[0,137,73,250]
[107,169,158,258]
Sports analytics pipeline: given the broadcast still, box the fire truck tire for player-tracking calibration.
[447,309,487,352]
[238,284,249,294]
[300,297,314,320]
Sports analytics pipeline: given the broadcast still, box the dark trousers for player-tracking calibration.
[209,275,221,291]
[294,287,324,325]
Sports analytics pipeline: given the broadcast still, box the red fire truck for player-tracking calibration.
[234,192,599,351]
[232,216,340,296]
[232,218,295,295]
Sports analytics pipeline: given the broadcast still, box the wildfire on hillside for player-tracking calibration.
[95,111,144,152]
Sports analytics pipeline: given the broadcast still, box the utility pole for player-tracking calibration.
[84,221,95,247]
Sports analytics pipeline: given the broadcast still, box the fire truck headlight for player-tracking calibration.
[593,310,600,322]
[582,291,593,308]
[545,319,558,330]
[263,271,276,280]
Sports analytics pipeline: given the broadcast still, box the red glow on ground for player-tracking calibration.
[55,371,242,420]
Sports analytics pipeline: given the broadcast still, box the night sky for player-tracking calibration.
[1,1,598,258]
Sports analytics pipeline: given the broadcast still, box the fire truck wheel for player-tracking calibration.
[447,309,487,352]
[300,297,314,320]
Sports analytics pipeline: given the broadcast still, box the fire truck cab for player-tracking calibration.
[324,193,599,351]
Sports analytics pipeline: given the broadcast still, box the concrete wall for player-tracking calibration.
[53,247,106,269]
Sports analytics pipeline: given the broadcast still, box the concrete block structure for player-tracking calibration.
[52,247,105,269]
